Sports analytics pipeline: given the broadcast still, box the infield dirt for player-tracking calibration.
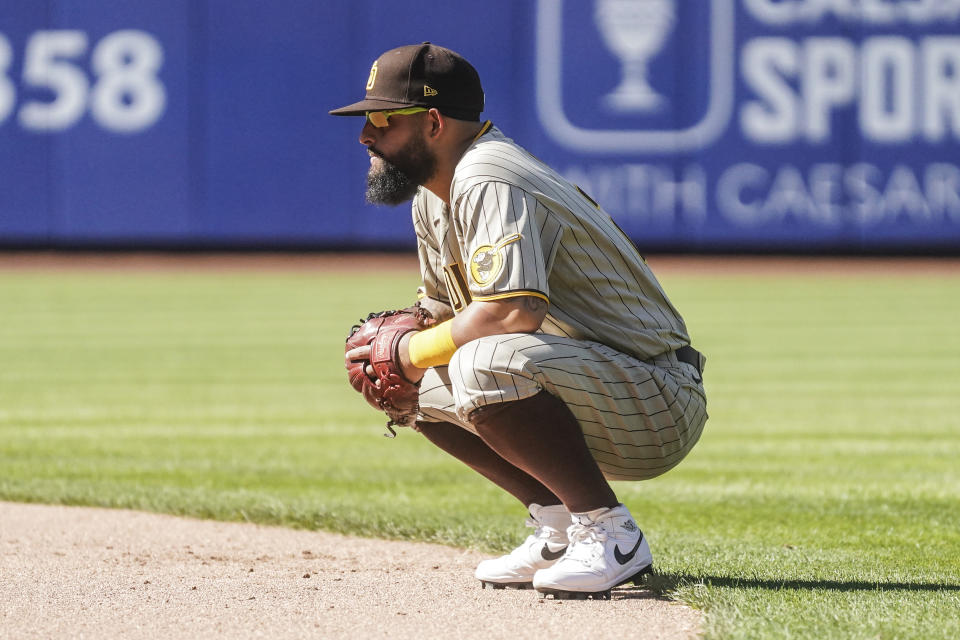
[1,501,701,640]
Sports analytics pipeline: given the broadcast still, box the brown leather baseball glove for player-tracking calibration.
[345,304,436,436]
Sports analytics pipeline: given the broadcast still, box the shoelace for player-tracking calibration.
[563,522,608,564]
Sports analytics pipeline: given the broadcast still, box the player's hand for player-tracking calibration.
[345,344,375,378]
[345,336,426,383]
[397,332,427,384]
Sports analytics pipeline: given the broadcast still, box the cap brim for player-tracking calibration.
[328,97,419,116]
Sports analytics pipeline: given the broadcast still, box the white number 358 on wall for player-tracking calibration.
[0,29,165,134]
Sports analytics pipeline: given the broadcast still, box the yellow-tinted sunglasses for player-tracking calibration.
[365,107,428,128]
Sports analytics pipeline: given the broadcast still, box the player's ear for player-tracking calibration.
[425,108,444,139]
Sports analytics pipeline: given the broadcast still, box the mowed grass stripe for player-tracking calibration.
[1,265,959,639]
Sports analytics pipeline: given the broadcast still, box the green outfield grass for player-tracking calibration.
[1,259,958,639]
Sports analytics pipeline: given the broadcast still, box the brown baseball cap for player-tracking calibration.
[329,42,484,121]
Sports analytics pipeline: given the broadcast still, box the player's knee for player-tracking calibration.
[448,336,541,416]
[449,337,529,387]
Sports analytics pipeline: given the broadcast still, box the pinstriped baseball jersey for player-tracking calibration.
[412,123,707,480]
[413,123,695,363]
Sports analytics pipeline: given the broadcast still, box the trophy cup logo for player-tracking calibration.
[595,0,677,112]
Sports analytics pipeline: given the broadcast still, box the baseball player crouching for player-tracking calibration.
[333,43,707,600]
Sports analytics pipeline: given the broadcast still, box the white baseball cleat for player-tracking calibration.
[476,503,571,589]
[533,504,653,599]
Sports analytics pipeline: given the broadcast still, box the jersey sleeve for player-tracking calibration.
[454,181,556,303]
[412,188,450,305]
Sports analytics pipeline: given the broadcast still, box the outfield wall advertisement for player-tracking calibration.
[0,1,958,250]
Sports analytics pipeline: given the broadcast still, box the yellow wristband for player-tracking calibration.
[408,320,457,368]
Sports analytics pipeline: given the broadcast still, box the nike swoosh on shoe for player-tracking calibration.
[540,544,567,561]
[613,534,644,565]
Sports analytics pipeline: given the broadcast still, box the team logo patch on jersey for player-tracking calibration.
[469,234,521,286]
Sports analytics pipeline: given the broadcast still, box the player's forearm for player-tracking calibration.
[397,296,547,383]
[450,297,547,344]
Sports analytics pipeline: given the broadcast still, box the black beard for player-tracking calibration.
[365,159,420,206]
[365,134,437,206]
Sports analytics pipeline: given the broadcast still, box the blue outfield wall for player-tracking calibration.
[1,1,959,251]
